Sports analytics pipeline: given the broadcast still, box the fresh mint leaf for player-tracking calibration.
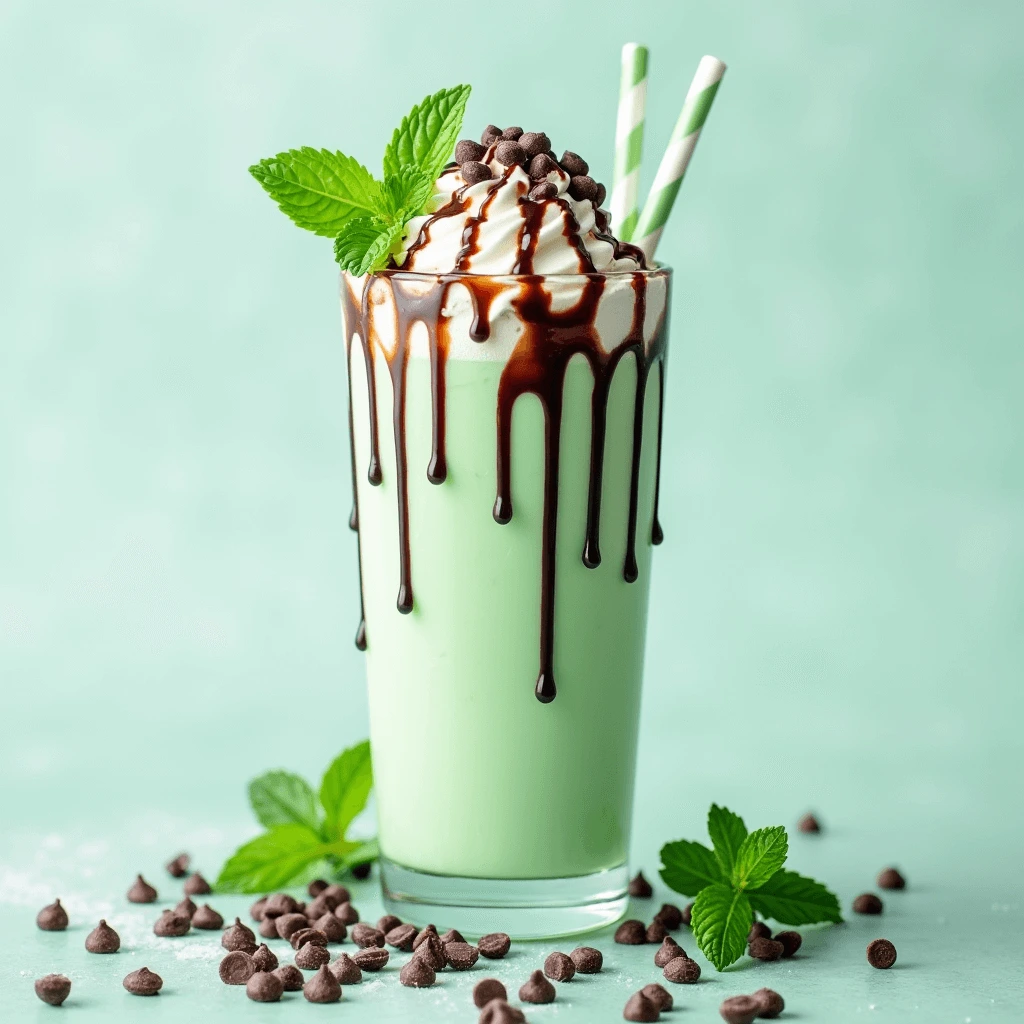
[319,740,373,841]
[691,882,752,971]
[384,84,471,182]
[747,868,843,925]
[249,148,382,237]
[732,825,788,890]
[707,804,747,879]
[248,770,321,832]
[333,218,405,276]
[659,839,724,897]
[381,165,435,221]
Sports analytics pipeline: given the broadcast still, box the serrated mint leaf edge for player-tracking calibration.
[691,882,752,971]
[659,839,725,897]
[732,825,789,891]
[747,868,843,925]
[319,740,374,841]
[707,804,748,879]
[383,84,471,181]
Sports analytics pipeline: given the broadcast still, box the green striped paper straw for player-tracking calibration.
[633,55,726,261]
[610,43,649,242]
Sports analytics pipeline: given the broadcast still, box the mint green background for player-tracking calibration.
[1,0,1022,1020]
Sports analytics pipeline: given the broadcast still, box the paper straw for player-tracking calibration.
[633,55,726,261]
[610,43,648,242]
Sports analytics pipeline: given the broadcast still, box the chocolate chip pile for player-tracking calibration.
[452,125,608,207]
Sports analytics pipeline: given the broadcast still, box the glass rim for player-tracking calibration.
[347,265,672,284]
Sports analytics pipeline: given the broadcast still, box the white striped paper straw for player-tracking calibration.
[610,43,648,242]
[633,55,726,261]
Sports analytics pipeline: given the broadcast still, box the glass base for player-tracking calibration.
[380,857,629,940]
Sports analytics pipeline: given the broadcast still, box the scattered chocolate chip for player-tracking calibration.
[274,912,308,941]
[192,904,224,930]
[222,917,257,952]
[440,927,465,944]
[330,952,362,984]
[529,181,558,201]
[127,874,157,903]
[295,941,331,970]
[655,903,683,930]
[877,867,906,890]
[85,919,120,953]
[34,974,71,1006]
[377,914,403,934]
[251,942,279,972]
[544,951,575,982]
[749,921,771,941]
[749,937,785,961]
[570,945,603,973]
[775,930,802,957]
[797,812,821,833]
[352,922,385,948]
[183,871,211,896]
[258,916,279,938]
[219,951,255,985]
[456,140,487,164]
[446,941,480,971]
[663,956,701,984]
[568,174,599,202]
[529,152,560,180]
[494,141,527,167]
[624,990,660,1022]
[249,896,267,921]
[123,967,163,996]
[174,896,196,919]
[154,910,190,937]
[335,900,359,925]
[519,969,556,1004]
[720,994,762,1024]
[315,913,346,943]
[519,132,551,157]
[654,937,687,967]
[502,126,524,140]
[474,978,508,1008]
[479,1000,526,1024]
[305,895,334,920]
[351,861,373,880]
[642,982,674,1012]
[386,923,418,951]
[303,964,341,1003]
[352,947,389,972]
[681,902,693,926]
[307,879,328,897]
[290,927,328,951]
[478,932,511,959]
[594,182,607,207]
[867,938,897,969]
[246,969,283,1002]
[413,923,439,948]
[481,125,503,146]
[263,893,298,919]
[754,987,785,1018]
[273,964,305,991]
[400,956,436,987]
[615,919,647,944]
[414,932,446,971]
[853,893,884,915]
[560,151,589,176]
[36,898,68,931]
[646,919,669,944]
[629,871,654,898]
[166,853,190,877]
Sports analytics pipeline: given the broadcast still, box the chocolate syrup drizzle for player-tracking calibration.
[341,194,668,701]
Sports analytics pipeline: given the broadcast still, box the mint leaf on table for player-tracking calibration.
[248,770,321,832]
[383,84,472,181]
[732,825,788,891]
[319,739,373,842]
[747,868,843,925]
[707,803,748,878]
[691,882,752,971]
[659,839,725,896]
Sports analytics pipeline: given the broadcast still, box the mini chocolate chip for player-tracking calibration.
[222,917,257,952]
[502,126,524,140]
[749,921,772,941]
[775,930,802,957]
[219,950,255,985]
[681,901,693,926]
[352,947,389,972]
[249,896,267,921]
[456,140,487,164]
[570,945,603,973]
[85,919,120,953]
[754,987,785,1018]
[166,852,190,877]
[263,893,298,918]
[478,932,511,959]
[646,919,669,944]
[641,982,673,1012]
[273,964,305,991]
[655,903,683,930]
[615,919,647,944]
[153,910,190,937]
[377,914,403,934]
[123,967,163,996]
[494,141,527,167]
[303,964,341,1003]
[519,969,556,1004]
[654,937,686,967]
[330,952,362,984]
[594,182,607,207]
[183,871,211,896]
[560,150,589,176]
[867,938,897,969]
[351,860,373,879]
[720,994,762,1024]
[446,941,480,970]
[877,867,906,890]
[36,899,68,931]
[251,942,278,972]
[174,896,196,919]
[663,956,701,984]
[127,874,158,903]
[544,951,575,982]
[400,956,436,987]
[295,941,331,970]
[624,991,659,1022]
[414,932,446,971]
[440,927,465,944]
[34,974,71,1006]
[474,977,508,1008]
[853,893,884,915]
[290,927,328,951]
[386,923,418,950]
[189,903,221,930]
[481,124,502,146]
[246,970,283,1002]
[352,922,385,948]
[519,132,551,157]
[335,901,359,925]
[528,182,557,201]
[315,913,346,943]
[412,923,439,949]
[258,916,279,938]
[797,812,821,833]
[305,895,334,920]
[307,879,328,897]
[748,937,785,961]
[479,1000,526,1024]
[274,912,308,940]
[568,174,599,202]
[629,871,654,898]
[529,153,560,180]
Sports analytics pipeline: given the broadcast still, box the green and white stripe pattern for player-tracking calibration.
[633,55,726,261]
[610,43,649,242]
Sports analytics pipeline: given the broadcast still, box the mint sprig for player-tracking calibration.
[215,739,377,893]
[660,804,841,971]
[250,85,471,275]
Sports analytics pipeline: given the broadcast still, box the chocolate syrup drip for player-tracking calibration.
[405,194,469,264]
[512,197,547,275]
[554,198,597,273]
[454,168,514,271]
[651,357,666,545]
[594,209,649,269]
